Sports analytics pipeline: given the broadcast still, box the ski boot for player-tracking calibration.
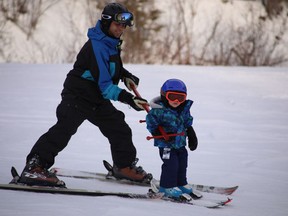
[179,184,203,199]
[18,155,66,187]
[159,186,195,201]
[112,158,153,184]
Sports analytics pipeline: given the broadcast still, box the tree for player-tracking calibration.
[117,0,163,63]
[153,0,199,65]
[154,0,288,66]
[0,16,11,61]
[0,0,59,39]
[262,0,287,18]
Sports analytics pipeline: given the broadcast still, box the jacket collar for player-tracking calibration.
[87,20,119,48]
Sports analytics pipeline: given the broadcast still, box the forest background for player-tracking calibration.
[1,0,288,66]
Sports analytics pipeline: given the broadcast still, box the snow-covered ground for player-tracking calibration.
[0,64,287,216]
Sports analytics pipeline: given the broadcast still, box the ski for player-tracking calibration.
[0,183,231,208]
[0,183,152,198]
[50,160,239,195]
[0,167,232,209]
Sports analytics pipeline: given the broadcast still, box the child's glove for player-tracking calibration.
[187,126,198,151]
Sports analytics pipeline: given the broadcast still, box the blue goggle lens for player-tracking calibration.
[114,12,134,26]
[101,13,134,27]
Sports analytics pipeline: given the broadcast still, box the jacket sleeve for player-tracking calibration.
[146,110,161,134]
[183,100,193,128]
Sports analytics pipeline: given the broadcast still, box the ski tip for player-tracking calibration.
[208,198,232,208]
[50,168,58,174]
[103,160,113,172]
[223,197,233,205]
[10,166,20,184]
[11,166,19,178]
[226,186,239,195]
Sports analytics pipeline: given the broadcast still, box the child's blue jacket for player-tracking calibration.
[146,97,193,149]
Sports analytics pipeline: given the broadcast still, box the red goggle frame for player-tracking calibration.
[165,91,187,103]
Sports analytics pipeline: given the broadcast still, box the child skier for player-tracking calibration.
[146,79,198,200]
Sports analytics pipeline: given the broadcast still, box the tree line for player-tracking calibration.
[0,0,287,66]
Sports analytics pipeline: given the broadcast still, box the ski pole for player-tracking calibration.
[131,85,150,113]
[138,119,185,140]
[146,132,185,140]
[131,84,169,141]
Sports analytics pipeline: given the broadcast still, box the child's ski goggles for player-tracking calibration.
[102,12,134,27]
[165,91,187,103]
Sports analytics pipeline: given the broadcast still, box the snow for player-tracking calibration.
[0,63,288,216]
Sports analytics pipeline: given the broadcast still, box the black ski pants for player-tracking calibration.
[27,98,136,169]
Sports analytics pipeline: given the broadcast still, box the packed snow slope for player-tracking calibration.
[0,64,287,216]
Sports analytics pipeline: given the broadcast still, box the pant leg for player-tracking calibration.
[177,146,188,186]
[27,100,85,168]
[87,101,136,168]
[159,148,179,188]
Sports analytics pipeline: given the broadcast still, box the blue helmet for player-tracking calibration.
[161,79,187,96]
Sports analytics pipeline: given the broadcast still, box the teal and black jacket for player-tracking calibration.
[146,97,193,149]
[62,20,131,104]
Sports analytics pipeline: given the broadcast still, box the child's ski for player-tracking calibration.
[50,160,238,195]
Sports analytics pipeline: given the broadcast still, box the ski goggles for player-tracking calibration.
[102,12,134,27]
[165,91,187,103]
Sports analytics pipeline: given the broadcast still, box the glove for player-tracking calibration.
[118,90,148,111]
[124,74,139,91]
[187,126,198,151]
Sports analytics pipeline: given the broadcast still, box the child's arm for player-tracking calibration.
[187,126,198,151]
[146,111,160,134]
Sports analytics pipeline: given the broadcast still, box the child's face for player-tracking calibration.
[168,100,182,108]
[165,91,186,108]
